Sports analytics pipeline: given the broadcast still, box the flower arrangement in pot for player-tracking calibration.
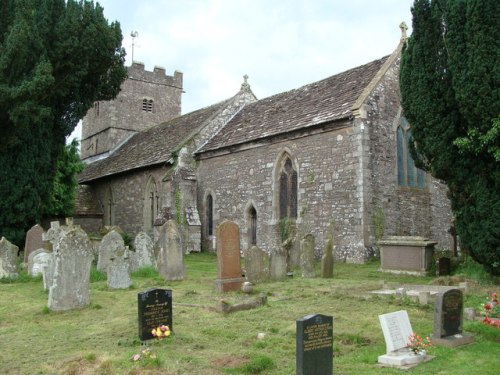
[407,332,432,355]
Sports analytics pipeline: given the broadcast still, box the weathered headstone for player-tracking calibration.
[48,224,93,311]
[23,224,47,263]
[433,289,474,347]
[138,288,173,341]
[320,238,334,278]
[97,230,124,272]
[378,310,425,367]
[0,237,18,278]
[270,243,288,280]
[244,245,269,282]
[436,257,451,276]
[134,231,155,268]
[300,234,315,278]
[214,220,245,292]
[287,237,301,270]
[28,248,51,276]
[42,252,55,291]
[296,314,333,375]
[156,220,185,281]
[107,251,131,289]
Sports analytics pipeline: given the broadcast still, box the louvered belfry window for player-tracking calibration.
[142,98,154,112]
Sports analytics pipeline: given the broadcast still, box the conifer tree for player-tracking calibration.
[400,0,499,275]
[0,0,127,245]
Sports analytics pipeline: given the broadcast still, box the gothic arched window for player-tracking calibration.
[397,117,426,188]
[206,194,213,236]
[248,206,257,245]
[278,155,298,219]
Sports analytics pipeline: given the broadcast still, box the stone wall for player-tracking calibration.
[81,63,183,160]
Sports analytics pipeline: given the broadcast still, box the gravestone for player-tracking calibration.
[156,220,185,281]
[0,237,18,278]
[23,224,46,263]
[48,223,93,311]
[436,257,451,276]
[97,230,125,272]
[270,243,288,280]
[107,251,131,289]
[42,252,55,291]
[28,248,51,276]
[433,289,474,347]
[134,231,155,268]
[244,245,269,282]
[321,238,334,278]
[138,288,172,341]
[300,234,315,278]
[296,314,333,375]
[378,310,425,367]
[287,237,301,270]
[214,220,245,292]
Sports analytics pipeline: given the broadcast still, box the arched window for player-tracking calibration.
[206,194,213,236]
[248,206,257,245]
[278,155,298,219]
[397,117,426,188]
[143,177,158,232]
[103,187,114,226]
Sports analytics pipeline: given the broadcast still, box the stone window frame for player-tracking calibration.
[206,193,214,236]
[397,116,426,189]
[272,150,300,223]
[103,186,114,226]
[204,189,217,239]
[246,203,258,246]
[143,176,158,232]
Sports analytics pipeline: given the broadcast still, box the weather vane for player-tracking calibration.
[131,31,139,62]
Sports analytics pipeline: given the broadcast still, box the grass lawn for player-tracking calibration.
[0,252,498,374]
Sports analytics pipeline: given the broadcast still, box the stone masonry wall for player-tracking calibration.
[363,58,452,251]
[197,123,366,261]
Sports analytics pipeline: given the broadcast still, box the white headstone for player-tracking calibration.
[29,248,51,276]
[134,231,155,268]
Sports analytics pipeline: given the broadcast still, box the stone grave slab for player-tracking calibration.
[296,313,333,375]
[138,288,173,341]
[28,248,51,276]
[156,220,185,281]
[378,310,426,367]
[300,234,315,278]
[433,289,474,347]
[0,237,18,278]
[23,224,46,263]
[134,231,155,268]
[214,221,244,292]
[321,238,334,278]
[244,245,269,282]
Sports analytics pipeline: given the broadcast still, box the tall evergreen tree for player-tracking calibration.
[401,0,499,275]
[0,0,127,245]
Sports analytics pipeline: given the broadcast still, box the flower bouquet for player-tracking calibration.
[407,332,432,354]
[481,292,500,327]
[151,325,171,339]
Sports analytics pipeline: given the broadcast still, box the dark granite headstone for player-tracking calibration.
[436,257,451,276]
[432,288,474,347]
[296,314,333,375]
[138,288,172,341]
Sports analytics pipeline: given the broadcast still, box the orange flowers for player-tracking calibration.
[407,332,432,354]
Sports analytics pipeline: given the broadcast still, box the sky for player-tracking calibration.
[69,0,415,142]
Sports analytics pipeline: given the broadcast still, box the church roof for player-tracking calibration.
[196,56,389,154]
[78,98,232,183]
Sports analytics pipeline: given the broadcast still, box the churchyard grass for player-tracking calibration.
[0,253,498,374]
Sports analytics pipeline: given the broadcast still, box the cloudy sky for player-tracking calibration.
[69,0,415,141]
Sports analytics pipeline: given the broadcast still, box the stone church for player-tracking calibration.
[77,33,452,262]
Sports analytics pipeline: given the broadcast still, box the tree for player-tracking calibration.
[400,0,499,275]
[42,139,84,218]
[0,0,127,245]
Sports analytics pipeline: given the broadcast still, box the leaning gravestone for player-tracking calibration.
[138,288,173,341]
[321,238,334,278]
[134,231,155,268]
[300,234,315,278]
[48,223,93,311]
[296,314,333,375]
[23,224,46,263]
[28,248,51,276]
[433,288,474,347]
[378,310,425,367]
[244,245,269,282]
[214,220,245,292]
[0,237,18,278]
[156,220,185,281]
[97,230,124,272]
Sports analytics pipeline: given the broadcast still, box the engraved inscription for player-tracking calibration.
[303,322,333,352]
[386,315,406,349]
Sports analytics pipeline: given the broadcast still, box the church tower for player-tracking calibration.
[80,63,183,162]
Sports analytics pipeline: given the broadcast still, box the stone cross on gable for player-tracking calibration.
[241,74,251,91]
[399,22,408,42]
